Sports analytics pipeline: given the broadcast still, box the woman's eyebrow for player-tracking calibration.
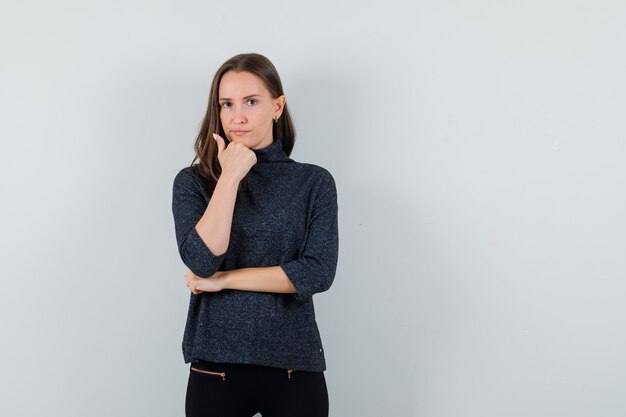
[218,94,260,101]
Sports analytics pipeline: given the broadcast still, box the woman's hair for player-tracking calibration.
[189,52,296,185]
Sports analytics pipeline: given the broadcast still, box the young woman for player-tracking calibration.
[171,53,339,417]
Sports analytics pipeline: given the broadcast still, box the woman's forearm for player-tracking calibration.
[195,174,240,256]
[222,266,297,293]
[190,266,297,294]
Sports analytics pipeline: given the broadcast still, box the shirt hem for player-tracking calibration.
[183,349,327,372]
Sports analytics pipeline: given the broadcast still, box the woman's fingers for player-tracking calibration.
[190,281,202,294]
[213,140,257,182]
[213,133,226,159]
[184,270,224,293]
[185,270,204,294]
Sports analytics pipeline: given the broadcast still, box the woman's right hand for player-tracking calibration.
[213,133,257,182]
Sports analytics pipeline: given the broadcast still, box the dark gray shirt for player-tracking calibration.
[171,138,338,372]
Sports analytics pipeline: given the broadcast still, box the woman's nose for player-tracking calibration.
[233,105,246,123]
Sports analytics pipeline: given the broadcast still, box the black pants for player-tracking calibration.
[185,360,329,417]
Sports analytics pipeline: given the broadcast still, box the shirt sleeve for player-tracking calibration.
[172,168,226,278]
[279,170,339,302]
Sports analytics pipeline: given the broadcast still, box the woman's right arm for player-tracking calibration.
[194,173,240,256]
[172,133,256,278]
[198,133,257,255]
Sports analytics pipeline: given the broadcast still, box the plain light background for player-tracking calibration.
[1,0,625,416]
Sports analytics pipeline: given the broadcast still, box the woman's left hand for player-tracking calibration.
[185,270,225,294]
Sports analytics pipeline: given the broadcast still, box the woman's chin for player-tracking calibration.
[230,138,252,148]
[230,138,243,144]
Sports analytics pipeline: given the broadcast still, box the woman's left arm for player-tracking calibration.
[186,267,296,294]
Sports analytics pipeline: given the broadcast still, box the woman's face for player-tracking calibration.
[218,70,285,150]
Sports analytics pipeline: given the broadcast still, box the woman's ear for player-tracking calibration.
[275,95,286,115]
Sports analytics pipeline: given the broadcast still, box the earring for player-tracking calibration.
[274,116,278,123]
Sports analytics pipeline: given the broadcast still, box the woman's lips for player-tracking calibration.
[232,130,249,136]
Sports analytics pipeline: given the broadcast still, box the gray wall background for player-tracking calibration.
[1,1,625,416]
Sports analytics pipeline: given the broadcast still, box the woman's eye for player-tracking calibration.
[220,100,255,108]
